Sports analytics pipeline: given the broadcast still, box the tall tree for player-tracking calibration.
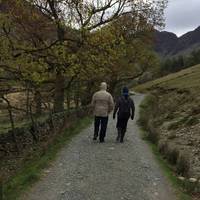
[0,0,167,112]
[28,0,167,111]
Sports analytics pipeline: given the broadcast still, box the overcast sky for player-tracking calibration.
[164,0,200,37]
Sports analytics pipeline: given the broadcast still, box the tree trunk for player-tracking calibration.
[109,80,118,97]
[34,90,42,116]
[26,87,30,116]
[74,81,80,109]
[81,81,94,106]
[53,22,66,113]
[66,91,71,110]
[2,96,19,152]
[54,72,65,113]
[29,103,39,142]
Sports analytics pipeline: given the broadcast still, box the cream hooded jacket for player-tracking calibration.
[91,83,114,117]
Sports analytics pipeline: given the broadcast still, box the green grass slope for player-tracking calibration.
[134,64,200,93]
[135,64,200,199]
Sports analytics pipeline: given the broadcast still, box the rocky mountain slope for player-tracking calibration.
[155,26,200,56]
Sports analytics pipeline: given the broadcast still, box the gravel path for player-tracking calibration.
[22,94,177,200]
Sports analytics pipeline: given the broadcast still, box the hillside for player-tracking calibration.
[154,30,178,56]
[135,64,200,92]
[135,64,200,182]
[155,27,200,56]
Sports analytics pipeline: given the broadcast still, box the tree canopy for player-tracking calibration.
[0,0,167,114]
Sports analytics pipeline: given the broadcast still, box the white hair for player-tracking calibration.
[100,82,107,90]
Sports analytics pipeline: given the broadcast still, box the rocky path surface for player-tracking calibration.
[22,93,177,200]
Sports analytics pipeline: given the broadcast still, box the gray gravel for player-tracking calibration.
[22,94,177,200]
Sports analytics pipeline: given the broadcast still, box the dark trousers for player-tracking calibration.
[117,117,129,131]
[116,117,129,142]
[94,116,108,142]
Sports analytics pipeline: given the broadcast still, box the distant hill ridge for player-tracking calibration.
[154,26,200,56]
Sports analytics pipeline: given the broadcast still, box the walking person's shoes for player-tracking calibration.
[99,138,105,143]
[93,136,97,141]
[120,135,124,143]
[120,130,125,143]
[93,134,98,141]
[116,128,121,142]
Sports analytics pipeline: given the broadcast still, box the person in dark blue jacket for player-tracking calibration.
[113,87,135,143]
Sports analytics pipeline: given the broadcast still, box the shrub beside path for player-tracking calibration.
[22,93,177,200]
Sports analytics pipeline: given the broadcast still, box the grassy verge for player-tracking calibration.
[138,96,191,200]
[2,117,92,200]
[144,135,191,200]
